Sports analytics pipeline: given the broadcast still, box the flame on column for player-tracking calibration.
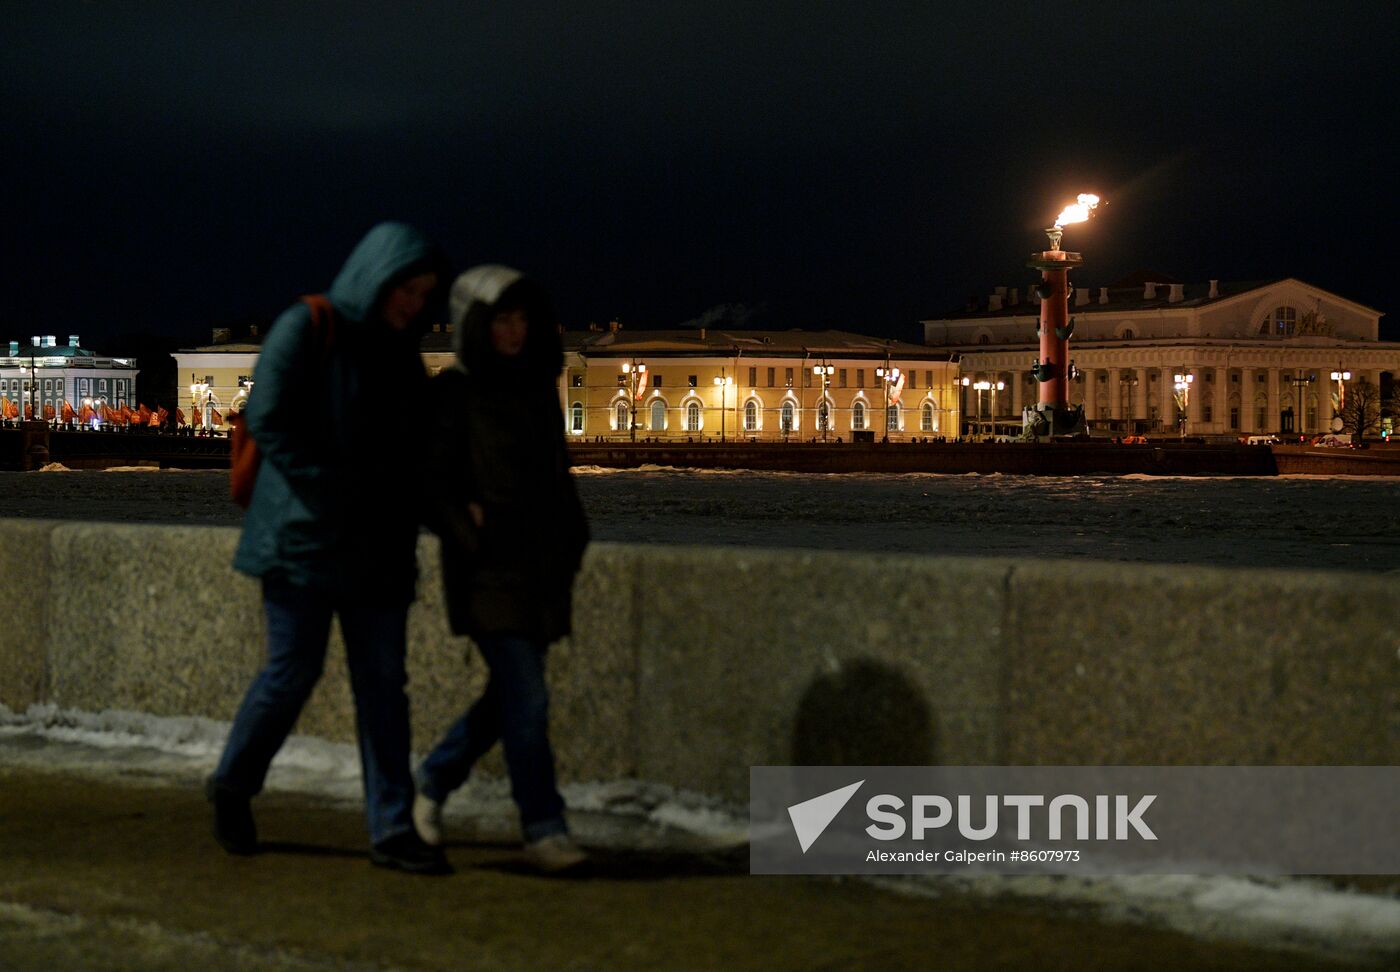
[1054,194,1101,228]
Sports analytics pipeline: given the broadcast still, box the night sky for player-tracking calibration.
[4,1,1397,355]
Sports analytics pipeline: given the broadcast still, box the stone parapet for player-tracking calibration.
[2,520,1395,802]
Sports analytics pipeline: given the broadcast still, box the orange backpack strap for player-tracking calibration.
[299,294,337,355]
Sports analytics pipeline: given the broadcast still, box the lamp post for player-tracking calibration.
[812,363,833,442]
[1329,368,1350,433]
[711,372,733,442]
[620,360,647,442]
[1119,373,1139,434]
[189,376,213,434]
[960,376,973,438]
[1172,371,1194,439]
[990,379,1004,438]
[1290,373,1317,436]
[875,363,903,439]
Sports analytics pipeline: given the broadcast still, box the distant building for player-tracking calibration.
[172,322,961,441]
[0,335,139,423]
[922,274,1396,438]
[562,326,959,441]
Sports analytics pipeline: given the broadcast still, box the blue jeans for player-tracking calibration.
[417,635,567,842]
[212,581,415,846]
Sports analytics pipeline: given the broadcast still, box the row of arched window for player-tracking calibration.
[569,399,947,434]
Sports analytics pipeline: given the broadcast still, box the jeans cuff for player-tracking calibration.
[522,816,568,843]
[414,767,445,804]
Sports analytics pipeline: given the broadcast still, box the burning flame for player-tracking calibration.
[1054,193,1101,228]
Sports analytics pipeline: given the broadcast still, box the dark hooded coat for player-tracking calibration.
[232,222,448,604]
[427,265,589,643]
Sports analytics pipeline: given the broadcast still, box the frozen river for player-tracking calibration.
[2,466,1398,571]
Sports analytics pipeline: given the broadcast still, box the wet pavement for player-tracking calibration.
[0,755,1381,971]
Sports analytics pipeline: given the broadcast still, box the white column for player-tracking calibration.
[1267,369,1280,433]
[1082,368,1096,422]
[1011,368,1024,420]
[1134,368,1148,421]
[1166,369,1178,430]
[1107,368,1121,421]
[1215,366,1227,433]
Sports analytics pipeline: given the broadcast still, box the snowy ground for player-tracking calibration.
[2,705,1396,965]
[3,466,1399,571]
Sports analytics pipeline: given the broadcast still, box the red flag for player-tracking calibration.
[0,397,9,419]
[79,404,95,425]
[136,403,151,425]
[192,408,202,428]
[175,407,187,426]
[210,407,224,427]
[43,403,56,420]
[118,404,133,425]
[24,402,34,420]
[157,406,169,426]
[61,400,76,423]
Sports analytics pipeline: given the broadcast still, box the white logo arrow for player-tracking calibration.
[787,780,864,853]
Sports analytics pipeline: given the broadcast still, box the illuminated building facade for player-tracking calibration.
[0,335,139,424]
[175,324,960,441]
[923,275,1395,438]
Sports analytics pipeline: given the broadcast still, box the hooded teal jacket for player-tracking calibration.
[232,222,447,603]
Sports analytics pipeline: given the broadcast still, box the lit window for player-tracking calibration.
[780,401,795,433]
[886,403,900,431]
[650,399,666,430]
[615,401,628,430]
[1259,306,1298,336]
[744,400,758,431]
[686,401,701,432]
[852,401,866,430]
[921,403,934,431]
[570,402,584,433]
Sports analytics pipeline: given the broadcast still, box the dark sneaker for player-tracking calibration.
[371,831,453,876]
[205,777,258,856]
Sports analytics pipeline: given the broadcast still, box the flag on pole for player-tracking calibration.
[175,407,186,426]
[79,403,95,425]
[61,400,76,423]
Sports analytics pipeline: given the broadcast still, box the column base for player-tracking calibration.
[1020,404,1087,441]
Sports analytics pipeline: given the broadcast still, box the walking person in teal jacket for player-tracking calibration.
[208,221,451,875]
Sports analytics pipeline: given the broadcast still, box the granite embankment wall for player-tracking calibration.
[2,520,1396,802]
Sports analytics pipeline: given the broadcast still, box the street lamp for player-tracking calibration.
[875,363,907,440]
[1290,373,1317,436]
[1329,368,1351,432]
[1119,373,1139,434]
[812,363,834,442]
[1172,371,1194,439]
[189,375,214,434]
[620,360,647,442]
[970,379,1005,440]
[711,372,733,442]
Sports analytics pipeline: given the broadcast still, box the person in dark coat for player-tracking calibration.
[208,222,451,875]
[413,264,590,873]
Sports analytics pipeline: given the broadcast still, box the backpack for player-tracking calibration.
[229,294,337,508]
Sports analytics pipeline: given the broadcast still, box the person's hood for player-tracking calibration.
[326,221,449,332]
[450,264,563,379]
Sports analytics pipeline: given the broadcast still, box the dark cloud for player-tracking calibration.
[2,0,1396,351]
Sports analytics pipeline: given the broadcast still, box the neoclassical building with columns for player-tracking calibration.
[174,323,962,441]
[922,274,1395,438]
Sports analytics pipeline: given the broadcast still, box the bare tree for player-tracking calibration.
[1339,378,1384,444]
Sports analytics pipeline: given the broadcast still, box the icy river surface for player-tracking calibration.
[2,466,1398,571]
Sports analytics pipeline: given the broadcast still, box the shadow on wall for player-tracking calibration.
[791,658,936,766]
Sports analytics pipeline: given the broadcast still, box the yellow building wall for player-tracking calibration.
[561,359,962,441]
